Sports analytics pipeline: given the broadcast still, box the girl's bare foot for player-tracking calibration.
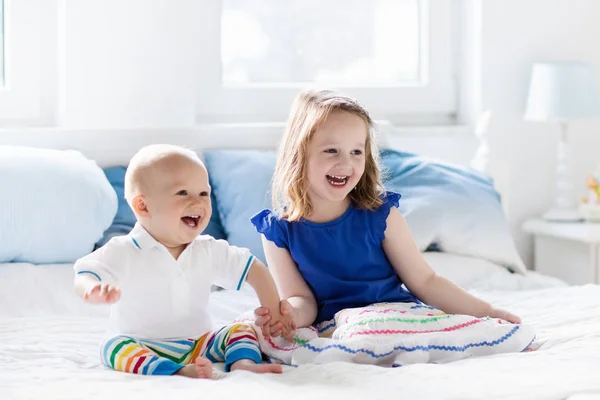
[230,359,282,374]
[175,357,213,379]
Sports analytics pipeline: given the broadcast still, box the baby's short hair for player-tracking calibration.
[124,144,201,202]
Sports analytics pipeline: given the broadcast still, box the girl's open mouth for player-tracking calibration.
[327,175,348,186]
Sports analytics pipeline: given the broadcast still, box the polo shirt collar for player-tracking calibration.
[127,223,162,250]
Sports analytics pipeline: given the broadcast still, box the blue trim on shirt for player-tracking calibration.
[236,255,254,290]
[77,270,101,281]
[131,237,141,249]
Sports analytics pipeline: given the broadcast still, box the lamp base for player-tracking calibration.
[542,208,583,222]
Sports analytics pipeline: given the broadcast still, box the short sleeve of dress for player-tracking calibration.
[250,209,288,249]
[374,191,402,242]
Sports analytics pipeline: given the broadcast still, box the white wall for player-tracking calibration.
[480,0,600,266]
[2,0,600,268]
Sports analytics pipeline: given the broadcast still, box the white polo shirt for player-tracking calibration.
[74,223,254,340]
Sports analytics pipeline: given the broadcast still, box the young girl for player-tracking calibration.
[252,89,520,338]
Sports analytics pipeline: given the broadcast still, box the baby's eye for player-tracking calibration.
[351,149,363,155]
[324,148,337,154]
[200,191,209,197]
[176,190,188,196]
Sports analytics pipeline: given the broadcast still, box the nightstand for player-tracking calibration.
[522,218,600,285]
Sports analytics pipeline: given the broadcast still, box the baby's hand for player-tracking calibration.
[84,283,121,304]
[269,308,295,342]
[488,307,521,324]
[254,300,296,340]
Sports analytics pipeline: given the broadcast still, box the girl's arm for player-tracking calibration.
[245,258,294,341]
[257,237,318,330]
[383,207,521,323]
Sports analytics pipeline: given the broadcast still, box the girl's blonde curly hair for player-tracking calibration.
[272,89,385,221]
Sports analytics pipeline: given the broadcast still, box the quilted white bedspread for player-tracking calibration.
[1,262,599,400]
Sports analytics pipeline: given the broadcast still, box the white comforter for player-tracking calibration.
[1,261,599,400]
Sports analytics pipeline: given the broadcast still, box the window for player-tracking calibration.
[222,0,420,86]
[0,0,4,86]
[196,0,458,125]
[0,0,52,122]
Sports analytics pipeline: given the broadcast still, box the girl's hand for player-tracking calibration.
[84,283,121,304]
[488,307,521,324]
[269,308,296,342]
[254,299,295,337]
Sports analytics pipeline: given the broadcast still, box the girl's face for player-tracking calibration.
[305,111,368,208]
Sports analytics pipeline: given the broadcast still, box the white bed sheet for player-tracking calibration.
[1,259,599,400]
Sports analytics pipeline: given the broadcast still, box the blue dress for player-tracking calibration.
[251,191,419,323]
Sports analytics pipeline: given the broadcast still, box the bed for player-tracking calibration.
[1,129,599,399]
[2,254,600,400]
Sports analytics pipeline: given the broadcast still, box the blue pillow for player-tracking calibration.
[94,167,136,248]
[380,149,526,273]
[204,192,228,240]
[0,146,117,264]
[103,167,135,227]
[96,166,227,248]
[203,150,275,263]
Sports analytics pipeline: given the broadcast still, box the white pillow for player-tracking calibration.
[0,146,117,263]
[422,252,506,289]
[381,149,527,274]
[423,252,567,291]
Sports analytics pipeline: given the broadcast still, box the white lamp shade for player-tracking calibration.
[525,61,600,121]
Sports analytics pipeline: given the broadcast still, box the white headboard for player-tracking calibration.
[0,125,289,167]
[0,122,399,168]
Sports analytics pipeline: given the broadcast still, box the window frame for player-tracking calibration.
[195,0,459,125]
[0,0,4,86]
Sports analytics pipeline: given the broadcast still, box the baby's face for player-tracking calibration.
[142,157,212,247]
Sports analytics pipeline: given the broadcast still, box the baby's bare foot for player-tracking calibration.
[230,359,282,374]
[194,357,213,379]
[175,357,213,379]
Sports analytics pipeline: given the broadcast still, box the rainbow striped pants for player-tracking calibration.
[101,323,262,375]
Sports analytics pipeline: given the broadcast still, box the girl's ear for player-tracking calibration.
[132,195,150,217]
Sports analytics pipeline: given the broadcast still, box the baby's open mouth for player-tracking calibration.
[326,175,348,186]
[181,215,201,228]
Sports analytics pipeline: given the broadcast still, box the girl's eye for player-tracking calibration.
[200,191,209,197]
[324,148,337,154]
[176,190,188,196]
[351,150,363,155]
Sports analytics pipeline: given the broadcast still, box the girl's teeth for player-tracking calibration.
[327,175,348,186]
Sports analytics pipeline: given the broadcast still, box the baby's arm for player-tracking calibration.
[383,207,521,323]
[245,258,294,340]
[256,237,318,332]
[73,241,122,305]
[74,273,121,304]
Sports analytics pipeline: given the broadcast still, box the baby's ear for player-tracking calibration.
[131,195,149,216]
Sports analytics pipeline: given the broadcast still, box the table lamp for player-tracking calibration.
[524,61,600,221]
